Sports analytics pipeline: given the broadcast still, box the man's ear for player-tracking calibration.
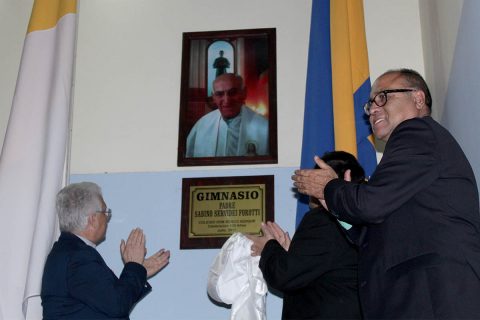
[343,169,352,182]
[413,90,426,109]
[86,214,97,231]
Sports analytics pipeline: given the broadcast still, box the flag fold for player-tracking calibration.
[0,0,77,318]
[296,0,376,225]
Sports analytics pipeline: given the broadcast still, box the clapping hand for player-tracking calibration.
[120,228,146,265]
[120,228,170,278]
[143,249,170,278]
[266,221,291,251]
[246,223,273,256]
[246,221,291,256]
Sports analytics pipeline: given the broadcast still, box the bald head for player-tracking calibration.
[380,68,432,113]
[369,69,431,141]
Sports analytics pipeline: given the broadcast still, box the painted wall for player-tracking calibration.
[0,0,453,319]
[70,0,311,173]
[364,0,425,81]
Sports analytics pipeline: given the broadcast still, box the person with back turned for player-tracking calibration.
[41,182,170,319]
[248,151,364,319]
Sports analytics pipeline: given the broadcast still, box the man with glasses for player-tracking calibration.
[186,73,268,157]
[293,69,480,319]
[41,182,170,319]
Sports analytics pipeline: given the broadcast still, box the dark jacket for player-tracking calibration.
[260,207,361,319]
[326,116,480,319]
[41,232,151,319]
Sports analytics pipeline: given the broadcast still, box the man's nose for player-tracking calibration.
[223,94,231,104]
[369,103,381,115]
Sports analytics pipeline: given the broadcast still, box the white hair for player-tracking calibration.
[56,182,103,232]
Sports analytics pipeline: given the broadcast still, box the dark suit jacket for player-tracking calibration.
[260,207,361,319]
[41,232,151,319]
[325,116,480,319]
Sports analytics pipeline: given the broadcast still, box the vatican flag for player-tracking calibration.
[0,1,77,318]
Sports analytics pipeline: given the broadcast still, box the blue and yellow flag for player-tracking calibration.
[296,0,377,225]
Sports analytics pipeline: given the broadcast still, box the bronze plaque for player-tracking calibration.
[180,175,274,249]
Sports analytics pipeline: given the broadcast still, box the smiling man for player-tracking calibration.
[186,73,268,157]
[292,69,480,319]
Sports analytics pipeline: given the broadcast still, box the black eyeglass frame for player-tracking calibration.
[364,88,416,115]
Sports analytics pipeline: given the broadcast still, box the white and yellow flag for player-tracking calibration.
[0,0,77,318]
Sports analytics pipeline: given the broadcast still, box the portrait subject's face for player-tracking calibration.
[212,75,246,120]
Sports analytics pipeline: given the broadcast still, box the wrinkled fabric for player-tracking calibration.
[186,106,269,157]
[207,233,267,320]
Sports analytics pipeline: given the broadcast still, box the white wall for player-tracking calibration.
[364,0,425,81]
[71,0,312,173]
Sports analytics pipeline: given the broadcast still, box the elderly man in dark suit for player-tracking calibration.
[293,69,480,319]
[41,182,170,319]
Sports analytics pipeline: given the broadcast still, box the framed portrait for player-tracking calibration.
[177,28,278,166]
[180,175,274,249]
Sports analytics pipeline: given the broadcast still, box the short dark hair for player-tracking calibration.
[316,151,366,183]
[383,68,432,111]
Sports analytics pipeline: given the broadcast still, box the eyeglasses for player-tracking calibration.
[364,88,416,116]
[96,208,112,222]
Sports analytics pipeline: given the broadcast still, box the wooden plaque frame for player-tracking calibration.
[180,175,274,249]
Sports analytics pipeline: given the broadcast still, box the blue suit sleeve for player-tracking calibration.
[67,248,150,318]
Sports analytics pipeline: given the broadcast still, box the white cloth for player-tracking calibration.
[207,233,267,320]
[186,106,269,157]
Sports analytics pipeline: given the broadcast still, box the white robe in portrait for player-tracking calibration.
[186,106,269,157]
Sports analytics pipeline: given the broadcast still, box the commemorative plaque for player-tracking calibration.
[180,175,274,249]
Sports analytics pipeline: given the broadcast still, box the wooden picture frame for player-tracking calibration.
[177,28,278,166]
[180,175,274,249]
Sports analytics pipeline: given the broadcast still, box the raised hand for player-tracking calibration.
[267,221,291,251]
[292,156,338,200]
[318,168,352,210]
[143,249,170,278]
[120,228,146,265]
[245,222,274,256]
